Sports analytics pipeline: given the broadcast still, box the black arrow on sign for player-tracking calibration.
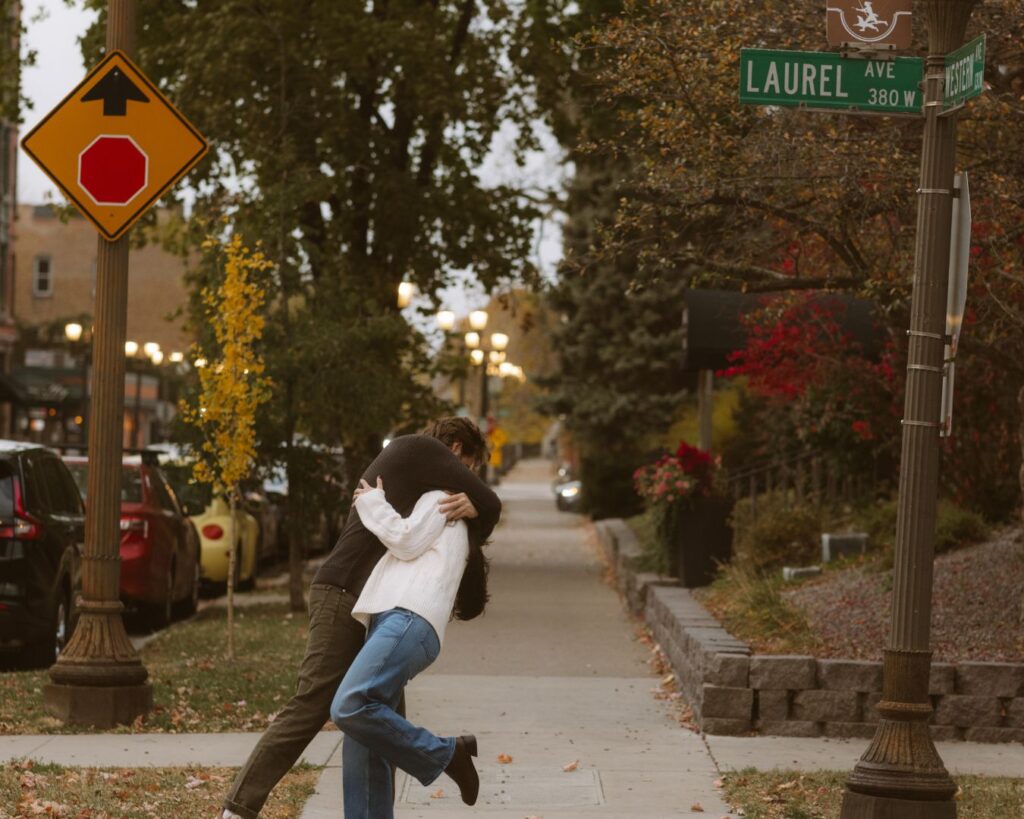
[81,67,149,116]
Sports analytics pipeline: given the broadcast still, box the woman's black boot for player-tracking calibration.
[444,734,479,805]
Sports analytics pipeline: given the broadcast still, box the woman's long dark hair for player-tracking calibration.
[420,416,492,621]
[453,539,490,621]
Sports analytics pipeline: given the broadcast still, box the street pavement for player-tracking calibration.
[4,458,1023,816]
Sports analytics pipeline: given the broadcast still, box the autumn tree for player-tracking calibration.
[182,233,271,659]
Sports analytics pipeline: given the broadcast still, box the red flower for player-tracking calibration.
[851,420,873,441]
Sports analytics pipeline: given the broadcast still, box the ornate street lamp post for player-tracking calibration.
[841,2,977,817]
[43,0,153,729]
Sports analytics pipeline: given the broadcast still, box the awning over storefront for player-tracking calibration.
[0,371,30,404]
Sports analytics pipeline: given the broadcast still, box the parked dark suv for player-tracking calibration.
[0,442,85,668]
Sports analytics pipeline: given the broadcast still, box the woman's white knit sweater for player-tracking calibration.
[351,488,469,646]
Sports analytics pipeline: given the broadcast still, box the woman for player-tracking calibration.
[330,442,489,818]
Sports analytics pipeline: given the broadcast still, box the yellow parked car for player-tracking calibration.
[147,448,259,591]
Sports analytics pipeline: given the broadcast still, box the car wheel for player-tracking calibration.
[22,590,71,669]
[175,556,201,619]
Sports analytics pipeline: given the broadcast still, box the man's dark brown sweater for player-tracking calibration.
[312,434,502,595]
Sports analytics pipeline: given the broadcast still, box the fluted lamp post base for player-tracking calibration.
[841,650,958,818]
[43,599,152,728]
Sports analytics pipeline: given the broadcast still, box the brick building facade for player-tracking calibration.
[11,204,194,445]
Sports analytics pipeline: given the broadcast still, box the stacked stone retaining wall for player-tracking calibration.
[593,519,1024,742]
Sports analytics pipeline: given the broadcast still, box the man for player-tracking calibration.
[220,417,501,819]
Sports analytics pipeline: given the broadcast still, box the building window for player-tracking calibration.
[33,255,52,298]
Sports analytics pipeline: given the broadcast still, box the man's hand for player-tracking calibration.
[353,476,383,502]
[438,491,479,522]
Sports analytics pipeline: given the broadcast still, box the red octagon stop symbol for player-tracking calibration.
[78,135,149,206]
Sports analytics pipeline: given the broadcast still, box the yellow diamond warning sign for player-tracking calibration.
[21,50,208,241]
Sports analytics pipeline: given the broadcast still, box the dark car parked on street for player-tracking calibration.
[64,455,201,627]
[0,442,85,668]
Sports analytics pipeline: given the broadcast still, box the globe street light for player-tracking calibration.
[436,310,456,332]
[397,281,415,309]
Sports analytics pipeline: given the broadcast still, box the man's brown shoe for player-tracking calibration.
[444,735,479,805]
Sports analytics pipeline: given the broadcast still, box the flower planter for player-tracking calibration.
[670,496,734,587]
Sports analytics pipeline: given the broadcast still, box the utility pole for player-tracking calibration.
[479,363,489,426]
[44,0,152,726]
[841,1,977,817]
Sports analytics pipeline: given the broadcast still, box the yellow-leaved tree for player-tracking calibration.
[182,233,271,660]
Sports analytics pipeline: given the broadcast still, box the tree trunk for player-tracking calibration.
[1019,385,1024,627]
[227,490,237,661]
[286,441,306,614]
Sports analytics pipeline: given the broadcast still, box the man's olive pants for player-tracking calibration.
[223,584,366,819]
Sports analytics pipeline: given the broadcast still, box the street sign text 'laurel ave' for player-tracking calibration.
[740,49,924,114]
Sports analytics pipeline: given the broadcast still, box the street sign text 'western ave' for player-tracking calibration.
[944,34,985,111]
[740,49,923,114]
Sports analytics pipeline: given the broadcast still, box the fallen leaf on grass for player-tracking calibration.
[430,788,445,799]
[497,753,513,764]
[184,776,206,790]
[562,760,579,772]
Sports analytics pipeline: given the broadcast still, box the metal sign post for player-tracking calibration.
[941,172,971,437]
[27,0,208,728]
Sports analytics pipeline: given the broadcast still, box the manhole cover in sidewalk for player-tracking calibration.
[401,767,606,807]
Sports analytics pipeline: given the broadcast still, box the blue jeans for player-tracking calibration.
[330,608,456,819]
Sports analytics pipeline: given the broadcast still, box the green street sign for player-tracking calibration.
[740,48,923,114]
[944,34,985,110]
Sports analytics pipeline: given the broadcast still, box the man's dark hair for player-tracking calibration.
[421,416,489,467]
[421,415,492,621]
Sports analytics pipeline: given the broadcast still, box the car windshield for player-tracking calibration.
[65,463,144,504]
[160,463,212,511]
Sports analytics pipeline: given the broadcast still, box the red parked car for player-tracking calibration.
[63,455,201,627]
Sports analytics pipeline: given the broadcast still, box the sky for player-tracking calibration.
[16,0,566,320]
